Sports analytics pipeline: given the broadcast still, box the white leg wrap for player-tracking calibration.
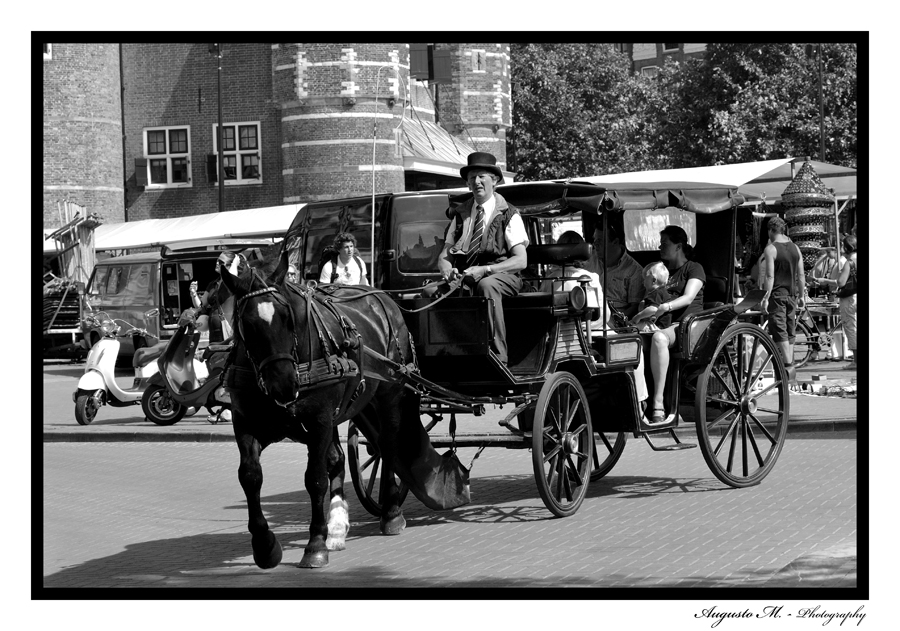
[325,497,350,551]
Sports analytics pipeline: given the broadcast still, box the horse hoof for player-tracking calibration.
[251,532,283,569]
[325,535,346,551]
[299,549,329,568]
[380,514,406,536]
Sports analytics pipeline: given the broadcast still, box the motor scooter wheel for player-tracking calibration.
[141,385,187,426]
[74,393,99,425]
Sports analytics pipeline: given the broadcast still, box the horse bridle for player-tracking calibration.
[234,277,304,399]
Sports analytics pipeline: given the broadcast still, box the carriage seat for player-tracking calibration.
[526,242,590,266]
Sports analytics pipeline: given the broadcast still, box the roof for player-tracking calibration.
[575,157,856,203]
[399,118,517,182]
[43,204,302,254]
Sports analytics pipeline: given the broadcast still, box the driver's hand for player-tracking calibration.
[462,265,486,282]
[442,267,460,282]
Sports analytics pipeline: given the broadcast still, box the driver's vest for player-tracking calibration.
[450,193,520,267]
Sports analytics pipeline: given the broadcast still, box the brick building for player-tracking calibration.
[42,42,512,229]
[619,43,707,76]
[42,43,125,226]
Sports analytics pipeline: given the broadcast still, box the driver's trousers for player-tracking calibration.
[474,272,522,364]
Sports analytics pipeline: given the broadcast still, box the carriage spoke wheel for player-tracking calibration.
[695,323,789,488]
[591,431,626,481]
[532,372,593,517]
[347,420,409,517]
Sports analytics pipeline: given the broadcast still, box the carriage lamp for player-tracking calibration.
[567,285,587,311]
[607,338,641,364]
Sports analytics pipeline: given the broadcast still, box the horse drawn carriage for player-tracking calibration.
[284,180,790,518]
[217,178,789,568]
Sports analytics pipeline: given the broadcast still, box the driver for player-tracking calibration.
[438,152,527,365]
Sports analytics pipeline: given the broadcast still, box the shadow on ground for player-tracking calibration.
[42,471,859,591]
[41,528,857,590]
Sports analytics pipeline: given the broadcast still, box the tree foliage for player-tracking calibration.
[510,42,857,180]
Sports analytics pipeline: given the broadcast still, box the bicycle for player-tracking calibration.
[742,297,843,369]
[791,297,844,368]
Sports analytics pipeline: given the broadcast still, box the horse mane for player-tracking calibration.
[227,244,289,295]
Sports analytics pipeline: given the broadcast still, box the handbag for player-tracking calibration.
[836,265,857,298]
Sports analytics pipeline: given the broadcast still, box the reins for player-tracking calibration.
[308,277,463,313]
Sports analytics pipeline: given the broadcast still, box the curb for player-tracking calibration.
[43,417,857,443]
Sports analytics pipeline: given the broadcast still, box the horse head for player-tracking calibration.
[220,250,302,406]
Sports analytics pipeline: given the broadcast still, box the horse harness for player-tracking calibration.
[226,277,371,420]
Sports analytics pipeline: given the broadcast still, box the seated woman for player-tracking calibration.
[647,226,706,425]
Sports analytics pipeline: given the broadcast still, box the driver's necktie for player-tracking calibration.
[465,205,484,268]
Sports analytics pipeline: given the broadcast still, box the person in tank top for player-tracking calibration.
[760,217,806,380]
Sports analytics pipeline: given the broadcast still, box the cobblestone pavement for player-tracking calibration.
[42,434,858,590]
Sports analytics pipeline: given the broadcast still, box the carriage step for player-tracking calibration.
[429,433,529,448]
[642,429,697,451]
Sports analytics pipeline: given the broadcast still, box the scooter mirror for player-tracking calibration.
[144,308,160,318]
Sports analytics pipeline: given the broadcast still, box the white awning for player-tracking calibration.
[43,204,303,253]
[577,157,857,203]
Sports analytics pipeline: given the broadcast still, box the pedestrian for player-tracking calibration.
[759,216,806,381]
[319,233,368,286]
[809,247,846,298]
[819,235,858,369]
[437,151,528,364]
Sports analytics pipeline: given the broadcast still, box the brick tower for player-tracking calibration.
[272,43,409,202]
[42,43,125,226]
[434,43,511,172]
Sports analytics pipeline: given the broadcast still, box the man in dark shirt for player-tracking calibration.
[760,217,806,379]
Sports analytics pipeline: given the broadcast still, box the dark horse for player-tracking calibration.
[219,253,468,569]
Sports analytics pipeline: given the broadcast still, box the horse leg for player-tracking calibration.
[375,395,406,536]
[325,426,350,552]
[236,432,283,569]
[299,417,332,568]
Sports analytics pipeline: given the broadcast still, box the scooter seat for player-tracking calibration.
[133,342,168,369]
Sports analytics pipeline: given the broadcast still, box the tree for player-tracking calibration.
[510,43,858,179]
[643,43,857,168]
[511,43,653,180]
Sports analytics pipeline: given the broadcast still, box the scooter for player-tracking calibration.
[73,310,163,425]
[141,317,232,426]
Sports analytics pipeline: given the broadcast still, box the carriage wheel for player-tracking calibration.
[532,372,593,517]
[347,421,409,517]
[695,323,789,488]
[591,431,626,481]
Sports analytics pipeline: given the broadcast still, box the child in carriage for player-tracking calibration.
[631,262,674,332]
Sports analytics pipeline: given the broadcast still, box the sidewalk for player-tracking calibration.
[43,360,858,443]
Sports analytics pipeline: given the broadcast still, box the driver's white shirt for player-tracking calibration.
[445,194,529,254]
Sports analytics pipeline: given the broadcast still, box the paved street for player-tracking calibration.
[43,433,857,589]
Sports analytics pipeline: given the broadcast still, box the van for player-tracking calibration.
[85,238,277,356]
[288,191,457,291]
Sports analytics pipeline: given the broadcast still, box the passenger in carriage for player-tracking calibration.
[631,261,674,332]
[647,226,706,425]
[586,220,644,319]
[540,230,608,326]
[438,152,528,365]
[543,230,650,413]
